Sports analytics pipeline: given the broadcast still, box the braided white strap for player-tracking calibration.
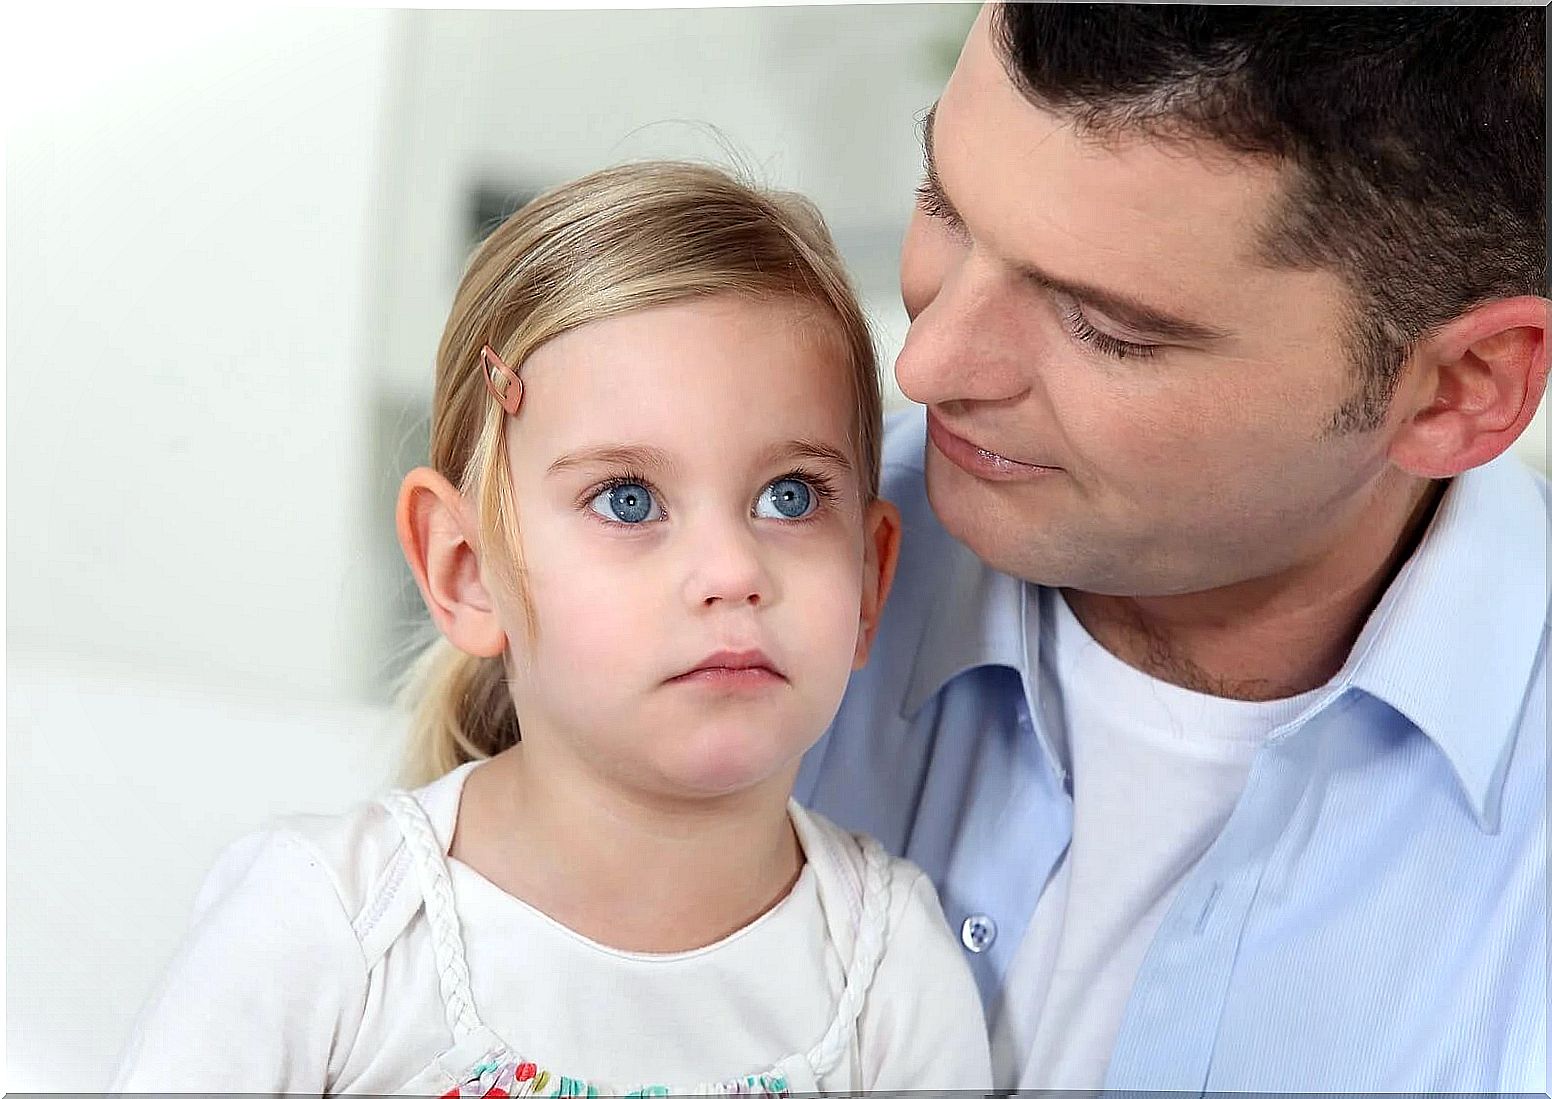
[381,789,484,1041]
[803,833,893,1079]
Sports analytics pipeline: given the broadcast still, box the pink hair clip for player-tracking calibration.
[480,344,524,416]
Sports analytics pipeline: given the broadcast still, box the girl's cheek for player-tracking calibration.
[554,568,655,635]
[576,599,660,672]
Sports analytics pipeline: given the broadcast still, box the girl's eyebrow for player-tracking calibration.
[546,444,678,478]
[761,439,855,477]
[546,440,854,480]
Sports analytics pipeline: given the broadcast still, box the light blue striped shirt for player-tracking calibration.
[798,408,1548,1093]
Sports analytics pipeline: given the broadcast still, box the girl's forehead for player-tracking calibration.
[512,297,859,455]
[521,295,847,380]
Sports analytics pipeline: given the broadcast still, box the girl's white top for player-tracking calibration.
[110,760,992,1094]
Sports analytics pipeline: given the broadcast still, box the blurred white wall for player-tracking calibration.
[8,7,396,704]
[366,6,962,406]
[5,4,1547,1090]
[8,9,402,1087]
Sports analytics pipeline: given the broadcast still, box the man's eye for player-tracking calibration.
[1062,305,1161,360]
[589,482,662,524]
[1050,292,1161,361]
[755,478,816,520]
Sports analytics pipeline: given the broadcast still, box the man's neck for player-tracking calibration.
[1063,476,1447,701]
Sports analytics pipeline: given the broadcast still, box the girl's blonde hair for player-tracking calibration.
[398,161,882,787]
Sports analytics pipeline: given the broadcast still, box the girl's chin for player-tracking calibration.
[645,726,812,801]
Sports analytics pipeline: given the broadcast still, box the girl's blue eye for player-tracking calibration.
[757,478,815,520]
[590,482,661,524]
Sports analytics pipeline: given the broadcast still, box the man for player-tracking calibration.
[798,5,1546,1092]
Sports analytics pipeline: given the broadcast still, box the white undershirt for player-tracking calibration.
[110,763,993,1094]
[991,587,1326,1091]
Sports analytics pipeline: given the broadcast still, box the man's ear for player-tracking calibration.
[853,498,903,670]
[1388,296,1548,478]
[396,467,508,658]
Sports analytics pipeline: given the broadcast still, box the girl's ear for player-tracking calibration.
[396,467,508,658]
[853,498,903,670]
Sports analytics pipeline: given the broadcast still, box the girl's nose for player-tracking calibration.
[682,520,771,610]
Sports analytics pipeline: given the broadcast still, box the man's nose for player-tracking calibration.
[895,249,1034,409]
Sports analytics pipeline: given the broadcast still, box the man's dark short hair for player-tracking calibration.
[992,4,1546,432]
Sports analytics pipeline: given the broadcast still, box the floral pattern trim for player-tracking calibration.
[440,1050,792,1099]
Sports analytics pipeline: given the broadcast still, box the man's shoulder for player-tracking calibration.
[881,405,927,468]
[1468,451,1551,524]
[1528,458,1551,512]
[1451,453,1550,618]
[870,407,961,636]
[879,406,930,512]
[877,407,976,588]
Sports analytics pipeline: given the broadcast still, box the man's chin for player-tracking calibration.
[925,450,1064,578]
[923,455,1140,592]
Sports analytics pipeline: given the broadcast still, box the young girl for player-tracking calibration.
[110,161,992,1095]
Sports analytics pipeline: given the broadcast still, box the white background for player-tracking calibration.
[6,4,1546,1089]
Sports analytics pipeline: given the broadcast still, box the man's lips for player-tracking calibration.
[926,411,1062,483]
[667,649,786,689]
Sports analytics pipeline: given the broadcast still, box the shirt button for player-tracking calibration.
[960,914,997,953]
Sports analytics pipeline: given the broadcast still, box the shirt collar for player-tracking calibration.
[897,454,1547,831]
[901,524,1031,720]
[1342,454,1547,832]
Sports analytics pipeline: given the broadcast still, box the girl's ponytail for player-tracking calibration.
[397,636,519,788]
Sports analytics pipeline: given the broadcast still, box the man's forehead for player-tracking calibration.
[936,10,1289,264]
[931,49,1294,314]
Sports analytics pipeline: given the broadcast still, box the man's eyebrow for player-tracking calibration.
[546,444,678,478]
[916,102,1229,346]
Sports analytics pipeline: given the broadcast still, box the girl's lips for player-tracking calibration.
[926,411,1062,483]
[669,666,785,691]
[668,649,786,691]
